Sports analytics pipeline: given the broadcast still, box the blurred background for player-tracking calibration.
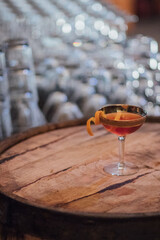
[111,0,160,42]
[0,0,160,140]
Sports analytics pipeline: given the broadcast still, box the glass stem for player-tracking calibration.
[118,136,125,170]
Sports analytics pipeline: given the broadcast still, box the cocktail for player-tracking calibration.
[87,104,147,176]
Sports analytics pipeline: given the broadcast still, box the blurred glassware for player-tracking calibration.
[54,66,70,93]
[0,45,13,140]
[125,35,158,59]
[73,61,112,95]
[0,70,9,100]
[40,36,71,60]
[89,43,124,69]
[3,38,39,102]
[43,91,68,121]
[0,46,6,72]
[0,0,159,120]
[10,92,46,133]
[3,38,35,70]
[81,93,107,118]
[50,101,83,123]
[36,74,57,109]
[8,68,38,99]
[35,57,59,75]
[2,37,47,134]
[69,81,95,112]
[143,102,160,116]
[0,98,12,140]
[126,67,160,116]
[59,48,87,69]
[36,64,70,105]
[109,84,128,104]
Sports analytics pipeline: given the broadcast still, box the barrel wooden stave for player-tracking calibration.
[0,191,160,240]
[0,120,160,239]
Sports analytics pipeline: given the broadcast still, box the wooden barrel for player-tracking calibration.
[0,118,160,240]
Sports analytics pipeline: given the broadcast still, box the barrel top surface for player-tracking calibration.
[0,122,160,217]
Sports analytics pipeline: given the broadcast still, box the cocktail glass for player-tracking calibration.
[87,104,147,176]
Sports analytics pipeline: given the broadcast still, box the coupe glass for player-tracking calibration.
[87,104,147,176]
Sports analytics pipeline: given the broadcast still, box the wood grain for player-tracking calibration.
[0,122,160,213]
[0,120,160,239]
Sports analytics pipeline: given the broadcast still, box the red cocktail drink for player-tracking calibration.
[87,104,147,176]
[102,112,144,136]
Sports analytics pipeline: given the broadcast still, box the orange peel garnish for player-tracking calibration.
[95,110,103,124]
[87,110,104,136]
[87,117,95,136]
[114,111,122,121]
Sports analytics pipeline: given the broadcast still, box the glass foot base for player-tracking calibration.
[103,162,139,176]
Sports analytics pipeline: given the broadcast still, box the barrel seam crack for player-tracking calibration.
[54,171,154,207]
